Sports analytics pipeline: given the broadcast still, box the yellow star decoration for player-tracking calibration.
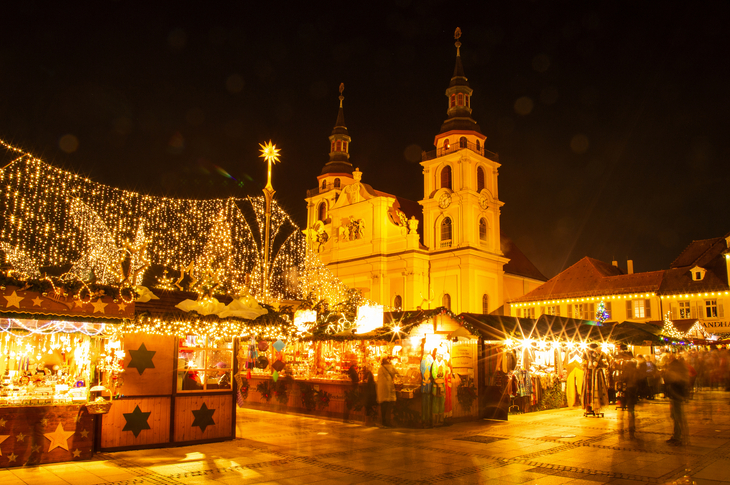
[16,432,25,442]
[117,301,127,312]
[259,140,281,190]
[90,299,108,314]
[3,291,24,308]
[31,296,43,307]
[0,435,8,454]
[72,448,81,458]
[7,452,17,462]
[74,299,86,309]
[31,444,41,454]
[80,429,89,438]
[0,418,7,427]
[44,423,75,452]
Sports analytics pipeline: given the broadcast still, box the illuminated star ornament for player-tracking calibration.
[259,141,281,191]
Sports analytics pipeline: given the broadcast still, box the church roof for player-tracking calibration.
[501,235,547,282]
[510,256,665,303]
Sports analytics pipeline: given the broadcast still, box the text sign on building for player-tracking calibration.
[451,344,473,369]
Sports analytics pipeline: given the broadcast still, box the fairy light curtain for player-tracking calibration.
[0,141,350,305]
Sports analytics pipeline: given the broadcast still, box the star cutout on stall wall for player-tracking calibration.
[3,291,24,308]
[90,299,108,313]
[80,429,89,438]
[127,343,156,375]
[72,448,81,458]
[44,423,75,452]
[31,296,43,307]
[7,452,17,463]
[15,432,25,442]
[74,299,86,309]
[122,405,151,438]
[191,403,216,432]
[31,444,41,454]
[117,301,127,311]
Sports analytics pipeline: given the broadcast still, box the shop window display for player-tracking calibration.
[178,335,233,391]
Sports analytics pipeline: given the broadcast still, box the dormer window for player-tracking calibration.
[691,266,706,281]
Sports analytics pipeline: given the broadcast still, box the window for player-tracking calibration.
[318,202,327,221]
[440,165,452,189]
[679,301,691,319]
[343,141,348,152]
[706,300,718,318]
[393,295,402,311]
[321,180,326,190]
[627,299,651,319]
[450,94,456,108]
[331,142,335,152]
[582,303,595,320]
[459,136,467,148]
[178,335,232,392]
[457,93,463,105]
[572,304,583,319]
[478,218,487,243]
[334,178,341,188]
[476,140,481,153]
[466,95,470,108]
[440,217,452,248]
[546,305,559,316]
[442,293,451,310]
[605,302,612,320]
[476,167,485,192]
[335,140,341,151]
[525,307,535,319]
[443,139,450,150]
[482,294,489,314]
[695,272,702,280]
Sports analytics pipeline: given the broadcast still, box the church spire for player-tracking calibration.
[437,28,482,137]
[321,83,353,176]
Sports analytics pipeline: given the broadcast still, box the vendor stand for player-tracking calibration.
[237,307,482,427]
[461,313,667,419]
[0,284,130,467]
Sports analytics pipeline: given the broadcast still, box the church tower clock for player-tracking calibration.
[418,28,508,314]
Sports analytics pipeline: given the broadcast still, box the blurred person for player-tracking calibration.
[615,348,639,439]
[363,364,377,423]
[636,355,648,400]
[343,363,359,423]
[645,355,657,399]
[664,354,689,445]
[377,356,399,427]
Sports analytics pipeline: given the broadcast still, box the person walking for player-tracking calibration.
[664,354,689,445]
[363,364,378,424]
[377,356,399,427]
[616,352,639,439]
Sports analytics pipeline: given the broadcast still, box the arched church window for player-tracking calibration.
[466,95,470,108]
[459,136,467,148]
[482,294,489,315]
[321,180,326,190]
[334,178,340,188]
[443,139,450,151]
[450,94,456,108]
[343,141,348,152]
[476,140,481,153]
[440,217,452,248]
[331,142,335,152]
[479,218,487,243]
[394,295,402,311]
[458,93,463,105]
[440,165,452,190]
[318,201,327,221]
[477,166,485,192]
[442,293,451,311]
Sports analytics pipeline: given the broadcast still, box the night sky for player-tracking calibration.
[1,2,728,279]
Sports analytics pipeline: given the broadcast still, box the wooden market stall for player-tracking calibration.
[238,308,483,427]
[0,285,130,466]
[461,313,666,419]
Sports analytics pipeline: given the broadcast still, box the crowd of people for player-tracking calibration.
[614,347,730,446]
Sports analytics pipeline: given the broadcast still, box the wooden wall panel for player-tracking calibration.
[121,334,174,396]
[100,397,170,449]
[174,394,232,442]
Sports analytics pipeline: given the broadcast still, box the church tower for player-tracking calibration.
[419,28,507,314]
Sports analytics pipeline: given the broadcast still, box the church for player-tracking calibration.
[303,31,546,315]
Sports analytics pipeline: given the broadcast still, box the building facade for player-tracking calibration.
[303,36,546,315]
[508,233,730,334]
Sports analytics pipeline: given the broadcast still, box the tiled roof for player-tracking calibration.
[510,257,664,303]
[661,233,729,294]
[501,235,547,282]
[670,237,724,268]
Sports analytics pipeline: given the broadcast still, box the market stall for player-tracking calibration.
[461,313,666,419]
[0,285,129,466]
[237,307,482,427]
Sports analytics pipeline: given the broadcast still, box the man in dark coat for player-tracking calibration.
[664,354,689,445]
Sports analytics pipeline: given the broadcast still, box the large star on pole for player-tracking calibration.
[127,343,156,375]
[191,403,216,433]
[44,423,75,452]
[122,405,151,438]
[259,140,281,191]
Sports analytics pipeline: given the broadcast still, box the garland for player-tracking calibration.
[456,376,477,411]
[536,378,566,411]
[256,380,275,403]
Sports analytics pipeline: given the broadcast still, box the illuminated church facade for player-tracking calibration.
[303,33,546,314]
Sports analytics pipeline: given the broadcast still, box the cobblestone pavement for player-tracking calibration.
[0,391,728,484]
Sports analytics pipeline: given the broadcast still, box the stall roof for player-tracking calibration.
[460,313,667,345]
